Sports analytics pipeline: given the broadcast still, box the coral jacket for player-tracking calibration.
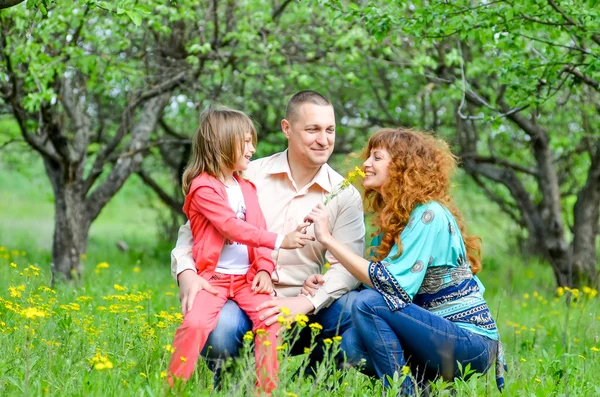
[183,173,277,282]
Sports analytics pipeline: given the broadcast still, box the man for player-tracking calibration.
[171,90,365,379]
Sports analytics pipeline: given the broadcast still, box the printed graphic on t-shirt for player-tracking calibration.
[225,201,246,245]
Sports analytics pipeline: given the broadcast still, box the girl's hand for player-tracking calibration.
[281,222,315,249]
[252,270,274,295]
[304,204,332,246]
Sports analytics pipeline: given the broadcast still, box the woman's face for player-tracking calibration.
[362,147,391,192]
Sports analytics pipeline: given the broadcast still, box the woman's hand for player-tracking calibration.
[252,270,274,295]
[304,204,333,246]
[281,222,315,249]
[177,269,219,315]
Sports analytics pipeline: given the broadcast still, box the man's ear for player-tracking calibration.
[281,119,291,139]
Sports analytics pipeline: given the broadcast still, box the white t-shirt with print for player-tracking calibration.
[215,180,251,274]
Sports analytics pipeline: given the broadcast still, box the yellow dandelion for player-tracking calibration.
[294,314,309,323]
[243,331,254,342]
[96,262,110,269]
[163,344,175,353]
[355,166,366,178]
[21,307,46,319]
[333,335,342,343]
[113,284,127,291]
[323,338,333,345]
[276,343,288,351]
[263,341,272,347]
[401,365,410,376]
[8,286,22,298]
[281,307,291,316]
[309,322,323,331]
[160,371,167,379]
[9,262,17,269]
[557,287,564,297]
[303,347,311,354]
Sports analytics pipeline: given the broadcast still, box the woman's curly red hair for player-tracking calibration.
[363,128,482,274]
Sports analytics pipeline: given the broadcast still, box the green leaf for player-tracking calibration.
[126,10,142,27]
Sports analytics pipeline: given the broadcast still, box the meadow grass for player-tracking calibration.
[0,154,599,396]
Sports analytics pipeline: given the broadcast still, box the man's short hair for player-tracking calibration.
[285,90,332,122]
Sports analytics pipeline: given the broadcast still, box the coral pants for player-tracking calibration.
[168,273,279,392]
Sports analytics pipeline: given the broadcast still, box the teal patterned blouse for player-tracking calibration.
[366,201,507,389]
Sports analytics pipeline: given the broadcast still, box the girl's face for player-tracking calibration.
[232,132,256,172]
[362,147,391,193]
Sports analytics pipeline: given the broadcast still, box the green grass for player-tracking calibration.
[1,154,599,396]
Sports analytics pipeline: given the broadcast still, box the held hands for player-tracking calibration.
[252,270,274,295]
[304,204,332,245]
[281,222,315,249]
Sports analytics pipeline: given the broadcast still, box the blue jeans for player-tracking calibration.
[201,290,359,381]
[340,289,497,394]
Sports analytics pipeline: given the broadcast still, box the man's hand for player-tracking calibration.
[177,269,218,315]
[256,295,315,328]
[252,270,274,295]
[300,274,325,297]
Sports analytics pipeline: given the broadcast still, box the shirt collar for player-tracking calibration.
[266,150,333,193]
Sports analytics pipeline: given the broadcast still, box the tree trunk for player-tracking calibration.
[44,156,91,282]
[571,146,600,287]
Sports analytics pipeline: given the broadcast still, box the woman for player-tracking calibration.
[305,128,506,394]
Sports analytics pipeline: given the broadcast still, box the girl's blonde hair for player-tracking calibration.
[182,106,257,194]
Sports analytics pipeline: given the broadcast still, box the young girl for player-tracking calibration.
[168,107,313,392]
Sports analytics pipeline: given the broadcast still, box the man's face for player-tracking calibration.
[282,103,335,169]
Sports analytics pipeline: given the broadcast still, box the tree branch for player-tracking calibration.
[272,0,294,21]
[85,94,171,221]
[461,153,539,176]
[0,0,24,10]
[83,71,186,193]
[547,0,600,46]
[469,172,523,226]
[137,168,184,214]
[562,65,600,91]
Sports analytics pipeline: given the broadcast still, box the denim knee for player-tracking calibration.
[351,289,383,320]
[314,290,359,336]
[201,300,252,361]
